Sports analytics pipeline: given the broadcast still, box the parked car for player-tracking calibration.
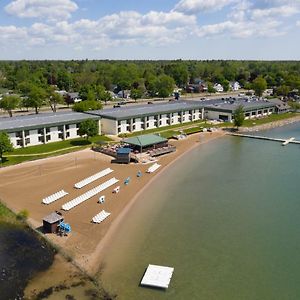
[113,104,121,108]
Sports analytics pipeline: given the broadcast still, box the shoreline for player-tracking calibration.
[240,114,300,132]
[85,132,225,274]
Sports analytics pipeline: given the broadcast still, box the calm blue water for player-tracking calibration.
[101,123,300,300]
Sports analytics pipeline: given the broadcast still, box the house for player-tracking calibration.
[65,92,81,104]
[230,81,241,91]
[186,80,207,93]
[213,83,224,93]
[117,90,131,99]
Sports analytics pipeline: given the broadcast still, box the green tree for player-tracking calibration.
[276,85,290,97]
[252,76,267,97]
[0,95,20,117]
[207,82,216,93]
[78,119,99,140]
[156,75,175,98]
[73,100,103,112]
[27,86,47,114]
[130,88,143,102]
[48,90,64,112]
[233,105,245,129]
[0,131,13,162]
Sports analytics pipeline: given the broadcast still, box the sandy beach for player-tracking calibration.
[0,130,225,275]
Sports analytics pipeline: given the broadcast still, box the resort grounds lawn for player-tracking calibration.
[1,135,112,167]
[242,112,299,127]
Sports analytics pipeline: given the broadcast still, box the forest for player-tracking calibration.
[0,60,300,114]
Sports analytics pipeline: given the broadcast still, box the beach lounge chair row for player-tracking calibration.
[146,163,161,173]
[92,210,111,223]
[42,190,68,205]
[74,168,114,189]
[62,177,119,211]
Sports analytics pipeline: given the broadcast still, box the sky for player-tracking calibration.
[0,0,300,60]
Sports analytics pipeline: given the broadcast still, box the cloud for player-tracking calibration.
[195,18,283,39]
[174,0,236,14]
[5,0,78,21]
[251,5,299,19]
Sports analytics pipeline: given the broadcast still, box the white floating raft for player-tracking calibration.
[141,264,174,289]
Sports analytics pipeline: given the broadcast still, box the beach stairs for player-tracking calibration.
[92,210,111,223]
[42,190,68,205]
[146,163,161,173]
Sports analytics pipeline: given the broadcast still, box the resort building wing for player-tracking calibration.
[86,101,205,135]
[204,100,276,122]
[0,111,100,148]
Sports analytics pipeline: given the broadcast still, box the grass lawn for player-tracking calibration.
[242,113,299,127]
[120,120,206,138]
[1,135,112,167]
[0,202,18,225]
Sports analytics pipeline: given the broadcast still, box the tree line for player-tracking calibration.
[0,60,300,116]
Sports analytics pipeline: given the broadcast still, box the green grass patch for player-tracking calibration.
[0,202,18,225]
[5,135,112,155]
[242,113,299,127]
[120,120,206,138]
[1,135,112,167]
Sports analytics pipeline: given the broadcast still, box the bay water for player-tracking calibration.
[101,123,300,300]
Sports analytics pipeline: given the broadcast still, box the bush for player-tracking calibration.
[16,209,29,221]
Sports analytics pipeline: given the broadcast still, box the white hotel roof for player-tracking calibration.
[87,100,206,120]
[0,111,99,132]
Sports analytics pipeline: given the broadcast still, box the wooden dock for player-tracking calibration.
[228,133,300,146]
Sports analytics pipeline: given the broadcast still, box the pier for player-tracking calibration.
[228,133,300,146]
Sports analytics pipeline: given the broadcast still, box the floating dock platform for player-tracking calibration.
[141,264,174,289]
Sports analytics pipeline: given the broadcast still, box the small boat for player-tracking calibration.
[98,195,105,204]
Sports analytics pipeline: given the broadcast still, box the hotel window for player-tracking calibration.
[58,133,64,139]
[66,132,70,138]
[58,126,64,132]
[264,109,268,113]
[46,135,51,142]
[46,127,50,134]
[251,111,256,116]
[16,131,22,138]
[66,125,70,130]
[25,130,30,136]
[38,129,43,135]
[16,140,23,146]
[25,138,30,145]
[38,136,45,143]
